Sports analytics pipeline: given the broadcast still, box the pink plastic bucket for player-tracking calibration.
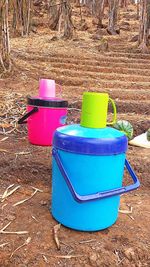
[18,97,68,146]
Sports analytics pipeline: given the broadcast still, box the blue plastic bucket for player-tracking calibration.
[51,125,140,231]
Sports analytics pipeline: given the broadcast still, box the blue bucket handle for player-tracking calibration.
[52,148,140,203]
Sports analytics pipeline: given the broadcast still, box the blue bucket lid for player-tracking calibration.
[53,124,128,155]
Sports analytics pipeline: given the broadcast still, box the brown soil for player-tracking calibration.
[0,4,150,267]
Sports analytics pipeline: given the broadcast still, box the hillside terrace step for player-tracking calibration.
[68,99,150,115]
[46,73,150,90]
[13,49,150,66]
[49,64,150,81]
[102,52,150,60]
[46,68,150,86]
[64,86,150,100]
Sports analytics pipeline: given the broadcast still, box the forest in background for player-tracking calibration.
[0,0,150,73]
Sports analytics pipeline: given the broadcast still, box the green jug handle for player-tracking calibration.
[107,97,117,125]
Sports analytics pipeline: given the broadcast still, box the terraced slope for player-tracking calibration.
[11,38,150,132]
[9,28,150,185]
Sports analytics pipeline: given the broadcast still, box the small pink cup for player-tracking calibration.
[39,79,56,98]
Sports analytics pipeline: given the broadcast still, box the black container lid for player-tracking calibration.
[27,96,68,108]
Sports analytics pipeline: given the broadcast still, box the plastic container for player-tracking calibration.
[18,79,68,146]
[81,92,117,128]
[39,79,56,98]
[51,124,140,231]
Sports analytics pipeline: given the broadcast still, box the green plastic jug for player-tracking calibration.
[80,92,117,128]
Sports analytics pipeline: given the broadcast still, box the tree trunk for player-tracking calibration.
[108,0,119,34]
[12,0,32,36]
[96,0,106,28]
[119,0,128,9]
[136,0,140,20]
[80,0,95,14]
[25,0,32,35]
[49,0,74,39]
[62,0,74,39]
[0,0,11,72]
[138,0,150,52]
[48,0,60,30]
[75,0,81,6]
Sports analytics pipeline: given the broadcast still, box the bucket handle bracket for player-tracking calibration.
[18,107,39,124]
[52,148,140,203]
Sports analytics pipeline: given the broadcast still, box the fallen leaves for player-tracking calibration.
[15,151,31,156]
[119,206,133,214]
[1,184,21,203]
[0,221,28,235]
[42,254,49,263]
[0,148,8,153]
[42,253,84,260]
[0,149,32,155]
[0,242,9,248]
[31,215,38,222]
[13,186,43,207]
[114,249,125,265]
[51,254,84,259]
[0,184,43,206]
[0,92,26,136]
[0,136,9,142]
[119,206,135,220]
[0,185,43,238]
[79,239,96,244]
[10,237,31,258]
[53,223,61,250]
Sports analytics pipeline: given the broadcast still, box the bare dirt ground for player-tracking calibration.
[0,4,150,267]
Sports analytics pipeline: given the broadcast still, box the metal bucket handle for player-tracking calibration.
[52,148,140,203]
[18,107,39,124]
